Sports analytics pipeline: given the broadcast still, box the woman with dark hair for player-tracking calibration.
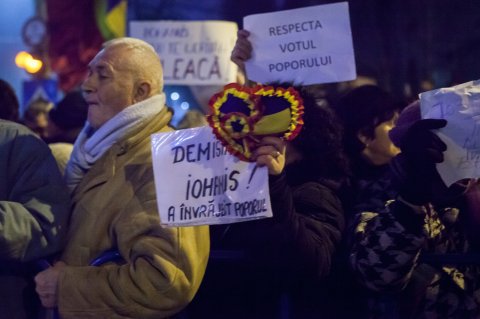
[350,101,480,318]
[333,84,401,217]
[188,82,349,318]
[287,87,349,183]
[238,84,348,277]
[329,85,404,318]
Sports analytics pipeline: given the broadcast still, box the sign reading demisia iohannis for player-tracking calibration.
[244,2,356,85]
[151,126,273,227]
[129,20,238,86]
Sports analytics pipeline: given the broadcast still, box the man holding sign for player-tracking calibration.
[34,37,210,318]
[186,6,353,318]
[189,82,348,318]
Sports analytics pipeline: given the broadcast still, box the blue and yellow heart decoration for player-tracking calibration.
[207,83,304,161]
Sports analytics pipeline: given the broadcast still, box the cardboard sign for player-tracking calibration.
[420,79,480,186]
[151,126,273,226]
[129,20,238,85]
[244,2,356,85]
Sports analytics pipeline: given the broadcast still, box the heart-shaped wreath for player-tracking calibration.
[207,83,304,161]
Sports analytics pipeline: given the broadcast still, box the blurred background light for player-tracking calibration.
[15,51,43,74]
[164,85,202,128]
[24,57,43,74]
[15,51,31,68]
[180,101,190,110]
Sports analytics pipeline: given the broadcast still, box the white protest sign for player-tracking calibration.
[129,20,238,85]
[420,79,480,186]
[151,126,273,226]
[244,2,356,85]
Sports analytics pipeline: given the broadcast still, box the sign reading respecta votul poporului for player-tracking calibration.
[244,2,356,85]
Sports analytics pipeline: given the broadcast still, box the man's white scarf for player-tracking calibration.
[64,93,165,193]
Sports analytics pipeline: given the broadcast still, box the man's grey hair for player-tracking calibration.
[103,37,164,94]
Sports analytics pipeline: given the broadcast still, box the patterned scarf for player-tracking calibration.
[64,93,165,193]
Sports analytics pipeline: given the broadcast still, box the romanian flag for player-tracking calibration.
[95,0,127,40]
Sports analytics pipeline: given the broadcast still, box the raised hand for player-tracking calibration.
[253,136,286,176]
[230,29,252,75]
[390,118,447,205]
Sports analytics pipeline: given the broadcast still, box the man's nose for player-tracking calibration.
[81,76,95,94]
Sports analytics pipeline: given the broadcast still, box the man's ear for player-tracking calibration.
[133,82,151,103]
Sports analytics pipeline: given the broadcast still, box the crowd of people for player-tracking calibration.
[0,29,479,319]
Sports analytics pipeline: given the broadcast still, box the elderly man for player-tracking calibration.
[35,38,210,318]
[0,119,70,319]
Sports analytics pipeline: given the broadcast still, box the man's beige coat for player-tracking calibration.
[58,108,210,318]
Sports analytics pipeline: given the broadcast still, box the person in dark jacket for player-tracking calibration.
[350,101,480,318]
[323,84,404,318]
[187,29,348,318]
[333,84,401,217]
[0,119,70,319]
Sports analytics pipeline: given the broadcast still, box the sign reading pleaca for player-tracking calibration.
[130,20,238,85]
[151,126,273,226]
[244,2,356,85]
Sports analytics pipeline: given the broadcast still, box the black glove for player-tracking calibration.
[390,119,447,205]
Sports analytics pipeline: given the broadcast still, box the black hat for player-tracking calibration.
[49,91,88,130]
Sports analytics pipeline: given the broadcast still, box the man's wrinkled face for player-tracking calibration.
[82,47,136,129]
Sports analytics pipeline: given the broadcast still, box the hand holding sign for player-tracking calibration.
[390,118,448,205]
[253,136,287,176]
[207,83,304,161]
[230,29,252,77]
[151,126,273,226]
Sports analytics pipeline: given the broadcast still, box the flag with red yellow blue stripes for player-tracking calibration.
[95,0,127,40]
